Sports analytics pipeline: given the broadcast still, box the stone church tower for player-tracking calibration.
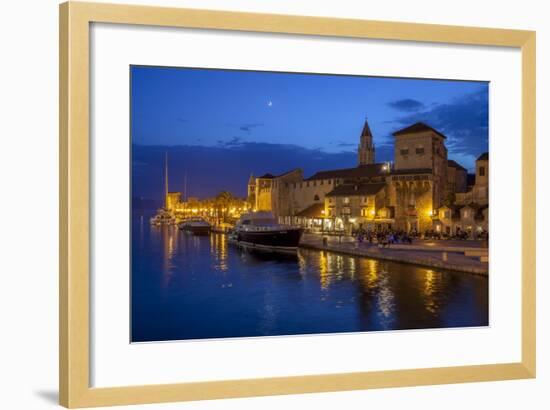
[358,118,375,166]
[247,173,256,207]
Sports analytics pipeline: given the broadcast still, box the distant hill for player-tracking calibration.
[131,142,393,200]
[132,196,162,212]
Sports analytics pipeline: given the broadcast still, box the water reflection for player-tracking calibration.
[209,232,228,272]
[132,215,489,342]
[318,251,329,290]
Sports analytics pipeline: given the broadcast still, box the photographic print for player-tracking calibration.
[131,66,489,343]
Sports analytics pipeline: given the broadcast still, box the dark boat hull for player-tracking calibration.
[180,225,211,235]
[236,228,302,248]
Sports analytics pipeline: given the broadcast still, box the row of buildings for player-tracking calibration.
[247,119,489,237]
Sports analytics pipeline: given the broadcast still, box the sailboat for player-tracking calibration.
[150,152,176,226]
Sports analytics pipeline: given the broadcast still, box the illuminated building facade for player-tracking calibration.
[432,152,489,237]
[248,119,488,234]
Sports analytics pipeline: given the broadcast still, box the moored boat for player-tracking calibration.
[230,212,302,252]
[150,208,176,226]
[179,217,211,235]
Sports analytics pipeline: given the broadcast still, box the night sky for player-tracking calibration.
[131,66,488,202]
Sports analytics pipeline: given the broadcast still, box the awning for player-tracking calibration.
[296,203,326,218]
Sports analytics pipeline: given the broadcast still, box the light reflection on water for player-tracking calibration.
[132,215,488,342]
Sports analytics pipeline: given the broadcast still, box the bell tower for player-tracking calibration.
[358,117,375,166]
[247,173,256,206]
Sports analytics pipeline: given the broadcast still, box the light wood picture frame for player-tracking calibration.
[59,1,536,408]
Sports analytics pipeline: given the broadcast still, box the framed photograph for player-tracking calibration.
[59,1,536,408]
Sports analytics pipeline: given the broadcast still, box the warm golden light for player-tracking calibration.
[319,251,329,289]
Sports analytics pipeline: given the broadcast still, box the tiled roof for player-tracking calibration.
[447,159,467,171]
[306,163,387,181]
[326,182,386,197]
[257,169,300,179]
[295,203,325,218]
[393,122,447,139]
[390,168,432,175]
[437,203,489,220]
[477,152,489,161]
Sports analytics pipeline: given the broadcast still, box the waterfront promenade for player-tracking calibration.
[300,234,488,275]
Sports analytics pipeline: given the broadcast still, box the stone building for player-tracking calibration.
[390,122,449,232]
[248,118,485,234]
[325,182,387,233]
[358,118,376,165]
[447,160,468,195]
[455,152,489,205]
[252,169,303,216]
[433,152,490,236]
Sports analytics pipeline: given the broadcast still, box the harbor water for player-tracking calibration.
[131,214,488,342]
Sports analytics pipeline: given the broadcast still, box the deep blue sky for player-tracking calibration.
[131,66,488,200]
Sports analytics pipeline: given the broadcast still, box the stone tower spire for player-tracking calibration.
[247,173,256,205]
[358,117,375,166]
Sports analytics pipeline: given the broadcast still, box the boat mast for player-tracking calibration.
[164,152,169,208]
[184,171,187,202]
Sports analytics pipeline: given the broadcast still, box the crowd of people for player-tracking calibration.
[349,226,489,248]
[352,228,414,248]
[424,228,489,241]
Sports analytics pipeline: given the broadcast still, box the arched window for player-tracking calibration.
[314,195,320,201]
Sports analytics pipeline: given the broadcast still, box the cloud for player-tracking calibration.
[387,98,425,112]
[327,140,358,151]
[226,136,244,146]
[335,141,356,148]
[237,123,264,133]
[388,88,489,170]
[217,136,246,147]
